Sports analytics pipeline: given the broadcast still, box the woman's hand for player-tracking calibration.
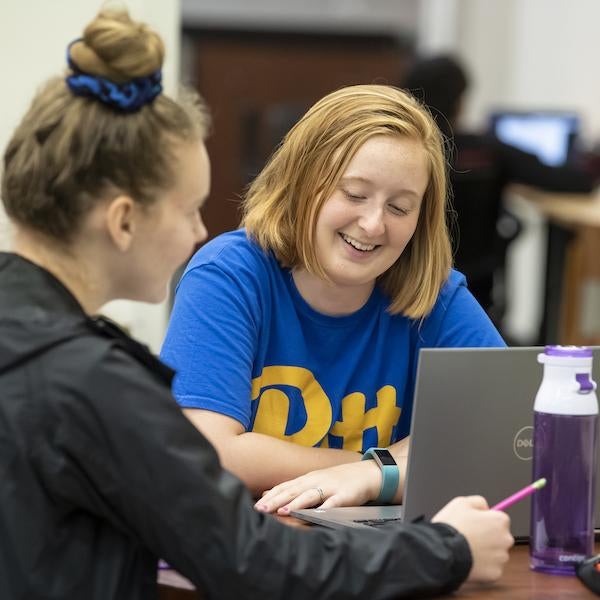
[255,460,383,515]
[432,496,514,583]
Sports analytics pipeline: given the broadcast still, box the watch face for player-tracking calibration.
[374,449,396,465]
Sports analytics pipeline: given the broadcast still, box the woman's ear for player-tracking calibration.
[105,195,137,252]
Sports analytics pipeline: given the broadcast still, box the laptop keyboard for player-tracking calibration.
[352,518,403,528]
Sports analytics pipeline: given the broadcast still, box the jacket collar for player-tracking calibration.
[0,252,174,384]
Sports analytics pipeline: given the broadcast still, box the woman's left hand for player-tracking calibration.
[254,460,382,515]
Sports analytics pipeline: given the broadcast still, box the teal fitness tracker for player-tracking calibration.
[361,447,399,504]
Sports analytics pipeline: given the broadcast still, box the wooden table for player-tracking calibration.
[158,533,599,599]
[454,545,596,599]
[507,184,600,345]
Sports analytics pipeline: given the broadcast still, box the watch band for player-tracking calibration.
[361,447,399,504]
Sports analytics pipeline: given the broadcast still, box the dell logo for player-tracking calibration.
[513,426,534,460]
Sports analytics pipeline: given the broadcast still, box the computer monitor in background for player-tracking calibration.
[489,110,580,167]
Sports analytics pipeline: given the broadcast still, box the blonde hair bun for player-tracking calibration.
[69,8,164,83]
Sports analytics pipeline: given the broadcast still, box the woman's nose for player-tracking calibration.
[195,213,208,244]
[357,209,385,237]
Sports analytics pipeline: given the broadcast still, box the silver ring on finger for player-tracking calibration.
[315,487,325,504]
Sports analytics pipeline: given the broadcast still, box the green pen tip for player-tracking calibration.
[533,478,547,489]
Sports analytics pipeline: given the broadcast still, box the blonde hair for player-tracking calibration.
[242,84,451,319]
[2,8,210,241]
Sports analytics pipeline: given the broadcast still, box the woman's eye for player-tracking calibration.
[389,204,408,216]
[344,190,366,201]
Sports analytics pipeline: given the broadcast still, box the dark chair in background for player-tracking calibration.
[449,164,521,327]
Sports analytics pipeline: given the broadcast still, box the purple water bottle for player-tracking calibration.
[530,346,598,575]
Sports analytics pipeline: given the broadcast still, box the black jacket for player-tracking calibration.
[0,252,472,600]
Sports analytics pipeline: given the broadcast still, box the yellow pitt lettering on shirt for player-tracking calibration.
[251,366,332,446]
[329,385,401,451]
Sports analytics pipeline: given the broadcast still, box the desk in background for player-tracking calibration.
[506,184,600,346]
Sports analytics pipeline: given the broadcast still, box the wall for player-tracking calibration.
[181,0,419,34]
[0,0,180,351]
[507,0,600,143]
[419,0,600,140]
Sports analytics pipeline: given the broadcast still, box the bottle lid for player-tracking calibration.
[544,345,592,358]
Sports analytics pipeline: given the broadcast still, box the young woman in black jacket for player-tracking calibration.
[0,9,512,600]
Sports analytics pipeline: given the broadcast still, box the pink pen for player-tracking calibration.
[491,478,547,512]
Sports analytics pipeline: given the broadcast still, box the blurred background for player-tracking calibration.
[1,0,599,351]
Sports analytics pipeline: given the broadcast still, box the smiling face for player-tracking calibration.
[293,135,429,313]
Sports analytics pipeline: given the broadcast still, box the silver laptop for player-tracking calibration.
[292,346,600,539]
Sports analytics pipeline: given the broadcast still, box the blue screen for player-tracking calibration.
[490,111,579,167]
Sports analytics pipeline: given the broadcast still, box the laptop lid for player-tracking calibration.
[488,110,580,167]
[294,347,599,538]
[402,346,600,539]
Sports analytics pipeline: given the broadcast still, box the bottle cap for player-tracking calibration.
[544,345,592,358]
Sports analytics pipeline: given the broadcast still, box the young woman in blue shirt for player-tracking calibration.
[161,84,504,514]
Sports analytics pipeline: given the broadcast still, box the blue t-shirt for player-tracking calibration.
[161,229,505,452]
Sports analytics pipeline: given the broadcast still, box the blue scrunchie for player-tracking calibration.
[65,39,162,113]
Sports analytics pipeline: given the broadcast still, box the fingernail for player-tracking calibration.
[279,506,290,514]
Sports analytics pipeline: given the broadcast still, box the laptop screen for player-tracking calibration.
[489,110,580,167]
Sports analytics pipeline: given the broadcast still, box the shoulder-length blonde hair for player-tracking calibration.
[241,84,451,319]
